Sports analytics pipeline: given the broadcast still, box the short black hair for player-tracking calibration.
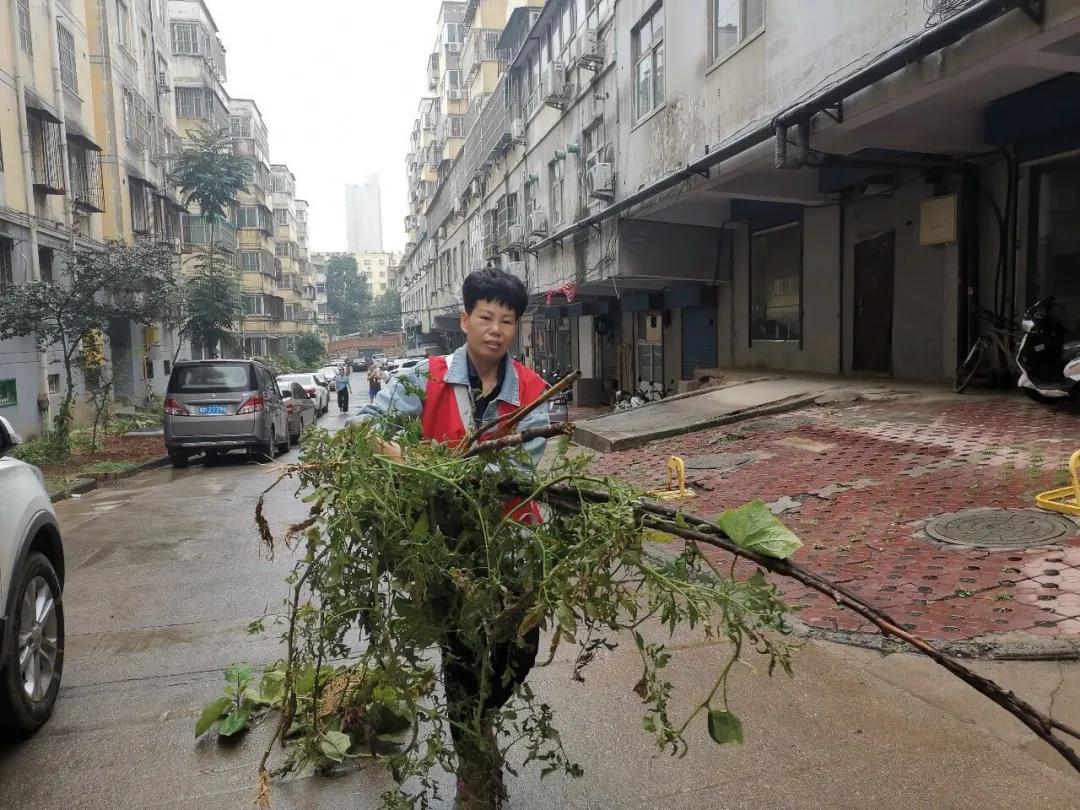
[462,267,528,318]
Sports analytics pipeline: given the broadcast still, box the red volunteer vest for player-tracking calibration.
[421,354,547,524]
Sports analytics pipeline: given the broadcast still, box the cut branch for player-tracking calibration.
[463,423,574,458]
[457,370,582,453]
[529,484,1080,774]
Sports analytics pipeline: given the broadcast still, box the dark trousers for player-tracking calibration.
[337,388,349,411]
[441,625,540,749]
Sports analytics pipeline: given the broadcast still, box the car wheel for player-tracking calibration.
[277,428,291,454]
[255,430,275,462]
[0,552,64,740]
[168,449,189,468]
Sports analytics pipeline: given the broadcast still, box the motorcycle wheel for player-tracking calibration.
[1021,387,1063,405]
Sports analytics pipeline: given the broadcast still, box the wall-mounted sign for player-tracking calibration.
[920,194,958,246]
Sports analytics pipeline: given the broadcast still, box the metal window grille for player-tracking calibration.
[28,111,65,193]
[0,237,13,285]
[57,23,78,93]
[69,140,105,212]
[17,0,32,55]
[171,22,199,54]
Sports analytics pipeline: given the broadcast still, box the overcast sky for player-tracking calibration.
[209,0,441,253]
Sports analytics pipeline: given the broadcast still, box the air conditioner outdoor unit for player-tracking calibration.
[511,118,526,144]
[528,210,548,237]
[470,178,482,197]
[506,260,526,279]
[587,162,614,200]
[447,88,466,101]
[447,41,461,53]
[542,63,571,109]
[576,28,604,70]
[506,224,525,248]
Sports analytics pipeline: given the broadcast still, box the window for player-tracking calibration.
[57,23,78,93]
[38,247,54,283]
[0,237,13,286]
[163,360,171,376]
[230,115,251,137]
[274,208,288,225]
[750,221,802,342]
[69,138,104,212]
[17,0,32,55]
[48,374,61,395]
[175,87,205,119]
[549,160,564,226]
[633,5,664,121]
[116,0,131,50]
[711,0,764,63]
[171,22,200,55]
[123,88,144,146]
[28,111,65,192]
[586,0,613,30]
[244,295,265,316]
[445,22,461,45]
[129,180,150,234]
[242,252,261,272]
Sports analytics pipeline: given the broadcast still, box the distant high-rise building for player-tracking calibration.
[345,177,383,252]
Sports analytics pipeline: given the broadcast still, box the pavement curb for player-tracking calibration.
[50,455,170,503]
[574,391,828,452]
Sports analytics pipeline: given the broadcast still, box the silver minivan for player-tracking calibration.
[163,360,290,468]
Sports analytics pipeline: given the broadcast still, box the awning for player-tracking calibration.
[24,91,61,123]
[64,119,102,151]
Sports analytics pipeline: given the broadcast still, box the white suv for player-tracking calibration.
[0,416,65,738]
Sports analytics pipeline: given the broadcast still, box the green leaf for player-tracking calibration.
[717,501,802,560]
[224,662,253,693]
[217,708,250,737]
[195,696,231,738]
[257,669,286,706]
[410,512,429,539]
[294,664,316,696]
[319,730,352,762]
[642,715,656,733]
[707,709,744,745]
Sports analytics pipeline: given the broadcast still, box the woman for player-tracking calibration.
[367,363,383,400]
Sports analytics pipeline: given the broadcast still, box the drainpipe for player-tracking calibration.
[46,0,76,250]
[7,0,41,279]
[8,0,50,431]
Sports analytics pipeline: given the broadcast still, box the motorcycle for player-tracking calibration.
[542,367,572,424]
[1015,296,1080,404]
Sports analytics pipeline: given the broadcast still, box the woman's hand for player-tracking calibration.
[374,438,403,460]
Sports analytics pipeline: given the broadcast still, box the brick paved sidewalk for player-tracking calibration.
[586,393,1080,652]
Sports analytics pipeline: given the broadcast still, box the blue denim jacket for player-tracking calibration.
[348,346,550,469]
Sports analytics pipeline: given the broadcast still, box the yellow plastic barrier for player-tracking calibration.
[648,456,695,501]
[1036,449,1080,517]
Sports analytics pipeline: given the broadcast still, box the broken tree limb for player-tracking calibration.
[456,370,582,453]
[463,423,574,458]
[532,485,1080,775]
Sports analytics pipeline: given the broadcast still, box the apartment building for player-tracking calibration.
[89,0,185,404]
[401,0,1080,401]
[345,176,383,253]
[353,251,397,296]
[1,0,110,437]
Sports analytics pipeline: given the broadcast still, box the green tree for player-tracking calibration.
[360,289,402,334]
[0,240,179,452]
[170,126,251,356]
[178,254,244,360]
[325,253,371,336]
[294,332,326,368]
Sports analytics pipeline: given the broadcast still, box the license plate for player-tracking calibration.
[199,405,227,415]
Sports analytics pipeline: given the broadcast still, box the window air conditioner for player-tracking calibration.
[528,210,548,236]
[542,62,571,109]
[587,162,614,200]
[576,29,604,70]
[507,224,525,248]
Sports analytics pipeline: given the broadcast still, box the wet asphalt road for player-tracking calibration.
[0,374,1077,808]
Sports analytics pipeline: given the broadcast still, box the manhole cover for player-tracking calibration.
[924,509,1077,550]
[685,452,758,471]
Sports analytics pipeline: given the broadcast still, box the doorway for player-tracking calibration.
[853,231,895,374]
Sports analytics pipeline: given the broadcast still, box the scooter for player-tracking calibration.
[1015,296,1080,404]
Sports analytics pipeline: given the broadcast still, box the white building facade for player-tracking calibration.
[401,0,1080,402]
[345,176,383,253]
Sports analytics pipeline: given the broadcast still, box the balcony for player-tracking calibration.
[462,29,504,82]
[182,215,237,255]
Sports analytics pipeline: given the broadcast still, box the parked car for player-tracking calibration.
[280,381,317,442]
[164,359,291,468]
[391,358,423,377]
[279,373,330,416]
[0,416,65,739]
[350,357,368,372]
